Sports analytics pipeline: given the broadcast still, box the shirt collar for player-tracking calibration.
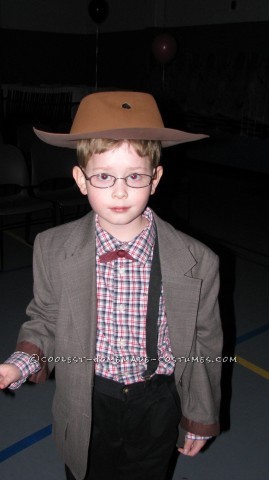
[96,207,156,265]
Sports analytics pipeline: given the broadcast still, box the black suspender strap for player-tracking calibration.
[142,235,162,380]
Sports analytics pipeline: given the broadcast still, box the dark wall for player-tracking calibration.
[1,29,94,85]
[1,28,152,88]
[2,21,269,83]
[2,21,269,137]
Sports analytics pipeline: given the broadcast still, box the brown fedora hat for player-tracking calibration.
[34,91,208,148]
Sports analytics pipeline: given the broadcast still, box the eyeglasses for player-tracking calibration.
[79,166,155,189]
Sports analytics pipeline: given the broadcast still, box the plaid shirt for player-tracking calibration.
[95,207,175,384]
[5,351,41,390]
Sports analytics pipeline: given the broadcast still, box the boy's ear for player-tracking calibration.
[73,166,87,195]
[150,166,163,195]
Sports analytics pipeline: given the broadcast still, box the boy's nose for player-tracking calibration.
[111,178,128,198]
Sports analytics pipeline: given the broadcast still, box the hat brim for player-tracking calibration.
[33,127,208,149]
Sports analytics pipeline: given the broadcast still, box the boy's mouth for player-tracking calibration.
[110,207,130,213]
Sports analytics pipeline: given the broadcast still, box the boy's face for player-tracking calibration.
[73,142,163,240]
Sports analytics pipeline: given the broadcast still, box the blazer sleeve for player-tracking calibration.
[178,253,223,439]
[16,233,58,383]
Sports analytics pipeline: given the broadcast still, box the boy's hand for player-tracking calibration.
[0,364,21,389]
[178,437,207,456]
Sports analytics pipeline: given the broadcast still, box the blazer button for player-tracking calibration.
[122,386,129,394]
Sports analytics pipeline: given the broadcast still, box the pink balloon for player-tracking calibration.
[152,34,177,65]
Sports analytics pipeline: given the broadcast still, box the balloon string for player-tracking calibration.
[95,25,99,90]
[162,64,165,91]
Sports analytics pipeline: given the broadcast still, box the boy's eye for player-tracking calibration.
[128,173,141,181]
[97,173,112,181]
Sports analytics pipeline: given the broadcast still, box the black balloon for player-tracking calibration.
[88,0,109,24]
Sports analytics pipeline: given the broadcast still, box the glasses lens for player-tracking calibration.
[126,174,152,188]
[90,174,115,188]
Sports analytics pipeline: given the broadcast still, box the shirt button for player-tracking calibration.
[118,268,125,275]
[118,304,125,312]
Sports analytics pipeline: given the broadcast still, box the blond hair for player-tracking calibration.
[76,139,162,169]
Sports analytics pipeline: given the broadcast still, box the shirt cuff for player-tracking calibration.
[5,351,41,390]
[186,432,212,441]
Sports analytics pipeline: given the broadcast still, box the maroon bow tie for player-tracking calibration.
[99,249,134,263]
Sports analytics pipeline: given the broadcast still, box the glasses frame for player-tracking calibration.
[79,166,156,189]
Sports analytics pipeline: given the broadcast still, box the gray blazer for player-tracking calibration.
[17,211,223,480]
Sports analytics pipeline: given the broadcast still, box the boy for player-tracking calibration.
[0,92,223,480]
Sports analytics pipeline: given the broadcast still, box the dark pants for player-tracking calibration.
[65,374,181,480]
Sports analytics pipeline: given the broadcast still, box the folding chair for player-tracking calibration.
[31,139,89,224]
[0,144,53,270]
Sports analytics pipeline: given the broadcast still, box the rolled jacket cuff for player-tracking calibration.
[180,415,220,437]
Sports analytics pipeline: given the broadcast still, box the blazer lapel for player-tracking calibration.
[60,213,97,360]
[155,214,202,382]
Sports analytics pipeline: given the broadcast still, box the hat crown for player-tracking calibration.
[70,91,165,135]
